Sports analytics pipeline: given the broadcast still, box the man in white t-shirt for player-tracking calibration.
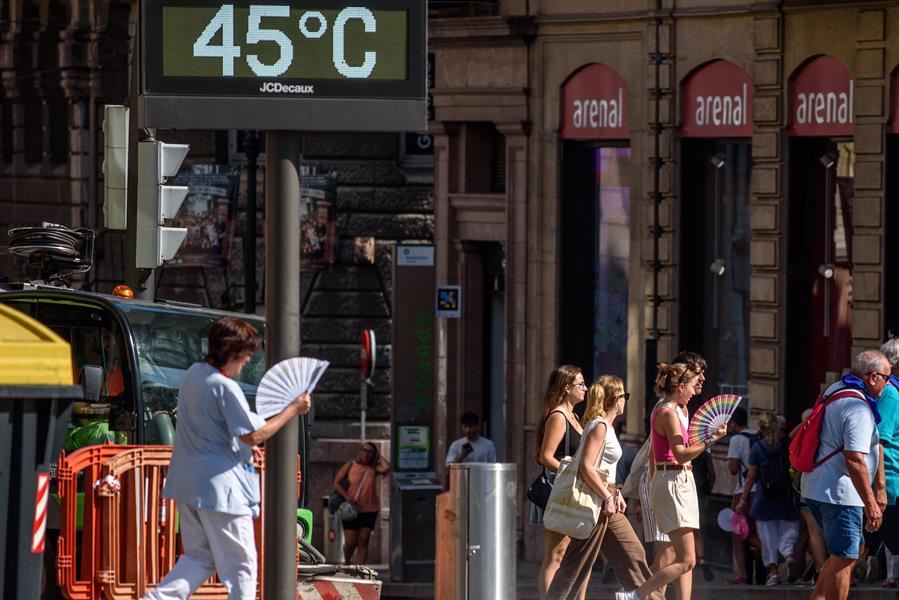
[801,351,888,600]
[445,412,497,464]
[725,407,760,584]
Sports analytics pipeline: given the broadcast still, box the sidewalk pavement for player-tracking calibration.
[378,561,899,599]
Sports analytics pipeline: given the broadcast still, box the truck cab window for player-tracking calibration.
[118,305,265,426]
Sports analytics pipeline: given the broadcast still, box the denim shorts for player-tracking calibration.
[806,498,863,559]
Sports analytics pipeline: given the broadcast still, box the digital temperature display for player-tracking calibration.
[140,0,426,131]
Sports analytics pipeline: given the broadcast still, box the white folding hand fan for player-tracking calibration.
[254,357,329,419]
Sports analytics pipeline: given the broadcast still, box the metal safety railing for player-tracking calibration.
[55,443,300,600]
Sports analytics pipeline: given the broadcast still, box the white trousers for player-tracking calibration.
[887,548,899,579]
[142,504,257,600]
[756,519,798,567]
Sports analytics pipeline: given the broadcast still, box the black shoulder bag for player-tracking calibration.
[526,413,570,510]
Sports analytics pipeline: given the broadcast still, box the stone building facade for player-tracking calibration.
[0,1,434,562]
[430,0,899,559]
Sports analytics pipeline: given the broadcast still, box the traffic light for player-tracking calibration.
[102,105,129,230]
[135,140,189,268]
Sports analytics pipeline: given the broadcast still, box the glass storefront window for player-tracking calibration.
[819,141,854,374]
[593,147,631,380]
[713,144,751,399]
[786,139,855,420]
[680,141,751,402]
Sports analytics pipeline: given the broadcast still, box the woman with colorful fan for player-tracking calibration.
[617,363,727,600]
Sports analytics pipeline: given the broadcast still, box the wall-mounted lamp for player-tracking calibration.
[710,153,726,169]
[818,263,836,280]
[710,259,726,277]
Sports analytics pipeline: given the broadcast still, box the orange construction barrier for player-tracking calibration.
[56,444,143,600]
[56,444,301,600]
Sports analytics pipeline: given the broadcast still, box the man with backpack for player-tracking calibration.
[797,350,888,600]
[725,407,761,584]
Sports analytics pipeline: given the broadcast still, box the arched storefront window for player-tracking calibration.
[786,55,855,423]
[559,64,632,383]
[678,59,754,405]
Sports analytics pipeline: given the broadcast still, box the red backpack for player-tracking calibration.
[789,387,865,473]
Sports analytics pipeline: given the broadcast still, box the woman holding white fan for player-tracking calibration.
[142,316,311,600]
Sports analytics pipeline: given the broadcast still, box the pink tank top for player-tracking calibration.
[650,400,689,462]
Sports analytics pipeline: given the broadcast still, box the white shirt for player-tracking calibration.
[727,428,759,494]
[163,363,266,517]
[445,435,497,464]
[582,417,623,484]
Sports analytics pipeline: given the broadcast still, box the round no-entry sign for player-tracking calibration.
[360,329,376,379]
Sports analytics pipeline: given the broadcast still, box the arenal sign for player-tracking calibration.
[560,63,629,140]
[681,59,754,138]
[788,55,854,137]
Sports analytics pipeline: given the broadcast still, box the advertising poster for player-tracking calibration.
[168,165,240,268]
[300,171,337,271]
[397,425,430,470]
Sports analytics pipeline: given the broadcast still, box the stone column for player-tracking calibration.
[745,12,785,417]
[851,9,887,356]
[497,120,529,552]
[433,122,459,484]
[642,16,676,429]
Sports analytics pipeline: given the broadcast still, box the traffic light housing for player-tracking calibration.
[135,140,189,268]
[102,105,129,230]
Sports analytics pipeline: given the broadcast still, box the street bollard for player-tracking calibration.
[435,463,516,600]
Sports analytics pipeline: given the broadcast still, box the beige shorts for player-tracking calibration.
[650,469,699,534]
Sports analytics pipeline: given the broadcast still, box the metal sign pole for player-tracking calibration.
[360,379,368,442]
[263,131,301,600]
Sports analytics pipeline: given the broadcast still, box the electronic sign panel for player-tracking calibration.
[140,0,426,131]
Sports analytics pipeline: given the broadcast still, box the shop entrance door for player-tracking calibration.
[786,139,855,423]
[886,134,899,338]
[680,140,751,402]
[560,142,632,383]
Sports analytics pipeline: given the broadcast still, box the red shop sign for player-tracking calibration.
[681,60,754,138]
[560,63,629,140]
[889,68,899,134]
[788,55,854,137]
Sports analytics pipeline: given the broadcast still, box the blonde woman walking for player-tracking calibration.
[531,365,586,599]
[547,376,662,600]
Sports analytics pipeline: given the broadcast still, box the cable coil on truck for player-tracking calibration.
[2,223,94,283]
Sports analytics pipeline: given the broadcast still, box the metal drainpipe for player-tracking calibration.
[646,0,664,430]
[652,2,661,342]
